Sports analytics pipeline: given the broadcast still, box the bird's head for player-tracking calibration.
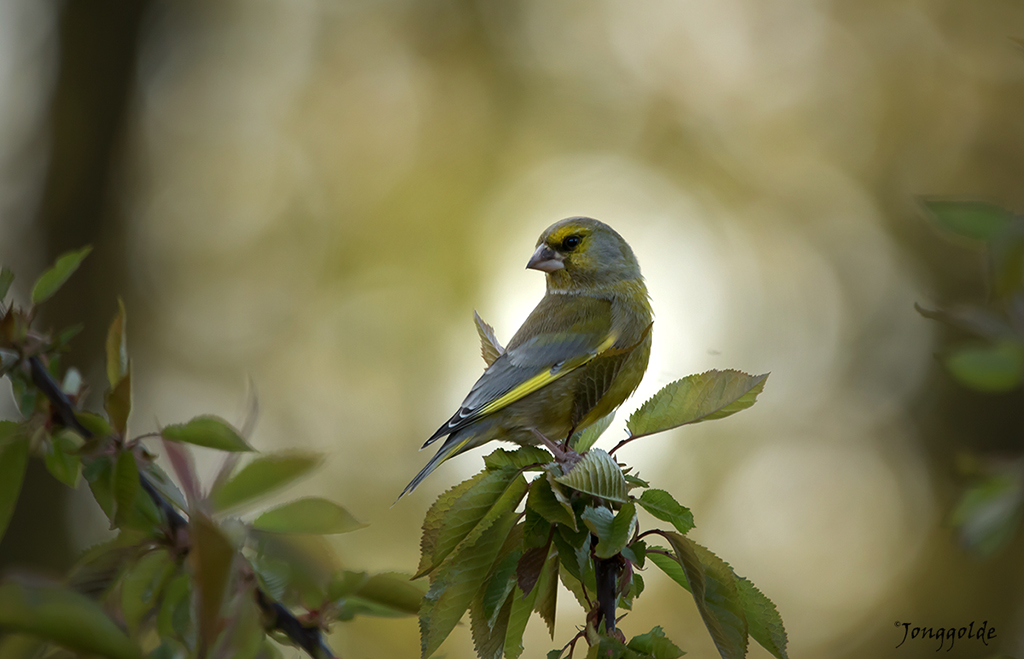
[527,217,643,292]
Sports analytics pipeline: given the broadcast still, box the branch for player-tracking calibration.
[27,356,336,659]
[608,435,636,456]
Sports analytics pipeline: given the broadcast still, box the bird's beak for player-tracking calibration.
[526,244,565,273]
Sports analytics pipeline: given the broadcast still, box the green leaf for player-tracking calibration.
[327,569,369,601]
[157,573,191,642]
[627,370,768,439]
[420,512,517,658]
[474,310,505,367]
[571,412,615,453]
[30,246,92,305]
[484,446,553,471]
[253,555,290,602]
[648,551,688,587]
[555,449,628,503]
[161,415,252,452]
[113,450,140,529]
[11,378,37,418]
[418,473,486,578]
[582,501,637,559]
[252,497,366,535]
[527,475,577,530]
[624,539,646,569]
[122,549,176,635]
[481,547,519,626]
[68,536,141,600]
[950,472,1024,556]
[547,475,578,526]
[0,425,29,544]
[254,533,329,611]
[76,411,112,439]
[85,456,116,523]
[516,543,550,596]
[523,505,552,549]
[922,199,1012,241]
[45,429,82,488]
[651,534,748,659]
[627,626,684,659]
[533,548,559,637]
[558,562,589,610]
[0,580,141,659]
[416,468,528,578]
[0,267,13,301]
[735,576,789,659]
[210,452,320,511]
[638,489,694,535]
[351,572,426,617]
[470,587,513,659]
[505,583,542,659]
[335,595,414,620]
[106,299,128,387]
[105,368,131,435]
[624,473,649,489]
[332,571,428,620]
[944,341,1024,393]
[191,515,235,650]
[621,571,644,610]
[586,634,638,659]
[211,590,263,659]
[552,521,590,586]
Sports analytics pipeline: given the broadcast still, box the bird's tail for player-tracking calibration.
[395,435,470,504]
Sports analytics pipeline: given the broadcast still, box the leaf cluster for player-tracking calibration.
[918,199,1024,555]
[415,328,785,659]
[0,251,421,659]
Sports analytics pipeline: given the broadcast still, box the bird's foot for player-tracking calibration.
[531,429,582,471]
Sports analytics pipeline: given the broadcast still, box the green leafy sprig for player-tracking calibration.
[918,198,1024,556]
[0,249,422,659]
[414,315,784,659]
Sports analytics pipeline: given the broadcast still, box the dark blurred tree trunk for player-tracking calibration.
[0,0,150,572]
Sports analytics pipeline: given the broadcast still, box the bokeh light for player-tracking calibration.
[2,0,1024,657]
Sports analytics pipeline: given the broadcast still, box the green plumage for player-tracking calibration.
[400,217,652,499]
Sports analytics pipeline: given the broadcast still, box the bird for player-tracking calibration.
[399,217,653,499]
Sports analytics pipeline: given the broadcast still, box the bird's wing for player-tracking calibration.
[423,296,615,447]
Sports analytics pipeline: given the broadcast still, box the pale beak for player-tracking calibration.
[526,244,565,272]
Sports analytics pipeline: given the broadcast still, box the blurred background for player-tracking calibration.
[1,1,1023,657]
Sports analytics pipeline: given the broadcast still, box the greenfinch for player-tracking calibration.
[400,217,652,498]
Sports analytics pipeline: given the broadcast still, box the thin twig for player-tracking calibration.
[559,627,586,659]
[26,356,335,659]
[608,435,638,456]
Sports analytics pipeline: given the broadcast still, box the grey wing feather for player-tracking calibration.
[421,330,610,447]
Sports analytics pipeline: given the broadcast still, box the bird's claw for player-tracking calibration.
[531,429,582,471]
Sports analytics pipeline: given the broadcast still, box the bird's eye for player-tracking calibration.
[561,235,582,251]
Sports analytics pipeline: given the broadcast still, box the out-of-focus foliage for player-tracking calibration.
[4,1,1024,657]
[919,200,1024,557]
[0,253,422,658]
[416,320,781,659]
